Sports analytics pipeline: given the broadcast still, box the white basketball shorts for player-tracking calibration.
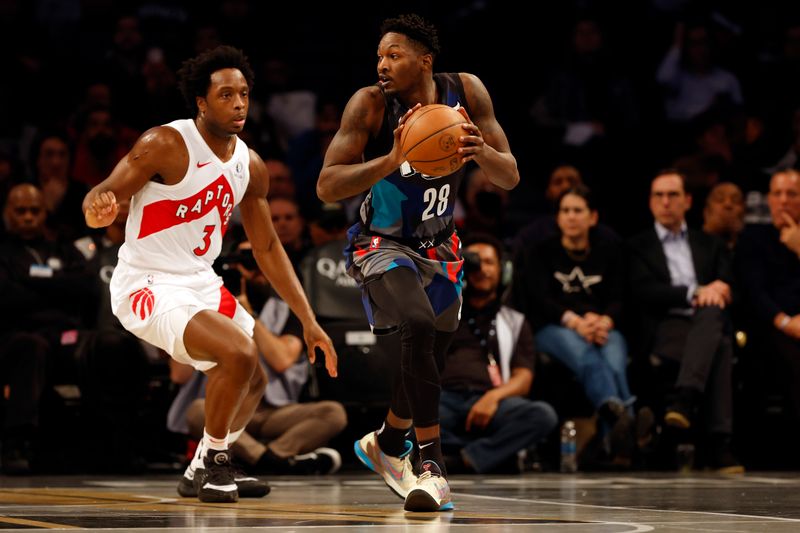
[110,261,255,372]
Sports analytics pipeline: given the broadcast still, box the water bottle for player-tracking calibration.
[676,443,695,473]
[560,420,577,473]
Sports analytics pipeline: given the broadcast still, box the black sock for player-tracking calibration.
[418,437,447,478]
[376,421,411,457]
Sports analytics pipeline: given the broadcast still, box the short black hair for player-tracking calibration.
[380,14,440,57]
[177,45,255,116]
[557,184,596,211]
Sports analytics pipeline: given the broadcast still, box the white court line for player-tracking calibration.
[457,492,800,523]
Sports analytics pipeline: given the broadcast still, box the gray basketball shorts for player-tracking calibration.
[345,227,464,333]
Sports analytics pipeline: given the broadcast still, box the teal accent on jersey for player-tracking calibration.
[370,180,407,231]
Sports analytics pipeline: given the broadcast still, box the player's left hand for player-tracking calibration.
[456,108,485,164]
[304,321,338,378]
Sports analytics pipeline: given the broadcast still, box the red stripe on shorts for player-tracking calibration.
[218,286,236,318]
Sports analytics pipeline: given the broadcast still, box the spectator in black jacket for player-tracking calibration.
[0,184,95,474]
[512,185,633,464]
[628,170,741,473]
[735,169,800,424]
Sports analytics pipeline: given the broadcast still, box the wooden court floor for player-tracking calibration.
[1,472,800,532]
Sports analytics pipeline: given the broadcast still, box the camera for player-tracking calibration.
[216,249,259,296]
[463,250,481,274]
[219,248,258,271]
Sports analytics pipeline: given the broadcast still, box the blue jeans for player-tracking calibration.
[439,390,558,474]
[535,325,632,410]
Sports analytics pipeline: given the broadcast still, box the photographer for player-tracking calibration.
[168,240,347,476]
[437,233,557,474]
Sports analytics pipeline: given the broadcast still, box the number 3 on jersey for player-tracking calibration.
[194,224,215,256]
[421,184,451,221]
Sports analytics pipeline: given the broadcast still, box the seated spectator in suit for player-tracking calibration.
[439,233,557,474]
[513,185,634,464]
[735,169,800,424]
[628,170,742,473]
[702,182,745,250]
[168,240,346,475]
[0,184,95,474]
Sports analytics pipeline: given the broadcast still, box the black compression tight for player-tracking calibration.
[367,267,456,428]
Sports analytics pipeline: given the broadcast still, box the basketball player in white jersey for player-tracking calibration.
[82,46,338,503]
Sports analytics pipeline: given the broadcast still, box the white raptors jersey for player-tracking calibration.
[117,119,250,274]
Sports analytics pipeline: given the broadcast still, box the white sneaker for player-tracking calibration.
[404,470,453,512]
[354,431,417,499]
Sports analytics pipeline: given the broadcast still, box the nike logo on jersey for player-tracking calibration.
[419,442,434,449]
[196,161,212,168]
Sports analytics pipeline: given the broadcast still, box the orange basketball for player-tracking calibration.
[400,104,467,177]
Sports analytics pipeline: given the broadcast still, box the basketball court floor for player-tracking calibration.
[2,472,799,531]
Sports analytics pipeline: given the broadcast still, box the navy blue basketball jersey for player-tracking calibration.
[360,73,469,241]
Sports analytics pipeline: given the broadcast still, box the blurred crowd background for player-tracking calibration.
[3,0,800,477]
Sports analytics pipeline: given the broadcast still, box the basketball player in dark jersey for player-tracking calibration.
[318,14,519,512]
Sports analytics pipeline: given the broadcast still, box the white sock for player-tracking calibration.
[229,428,244,443]
[185,439,205,478]
[204,429,229,452]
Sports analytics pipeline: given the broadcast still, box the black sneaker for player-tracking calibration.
[197,449,238,503]
[178,462,270,498]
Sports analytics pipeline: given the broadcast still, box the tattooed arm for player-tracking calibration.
[458,73,520,190]
[317,87,418,202]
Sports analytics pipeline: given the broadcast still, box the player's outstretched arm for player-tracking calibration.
[317,87,416,202]
[82,126,186,228]
[241,149,338,378]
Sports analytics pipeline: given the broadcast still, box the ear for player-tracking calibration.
[196,96,207,115]
[685,193,692,210]
[589,210,599,227]
[421,52,433,71]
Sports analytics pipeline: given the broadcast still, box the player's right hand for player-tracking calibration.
[304,321,338,378]
[391,103,422,165]
[85,191,119,228]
